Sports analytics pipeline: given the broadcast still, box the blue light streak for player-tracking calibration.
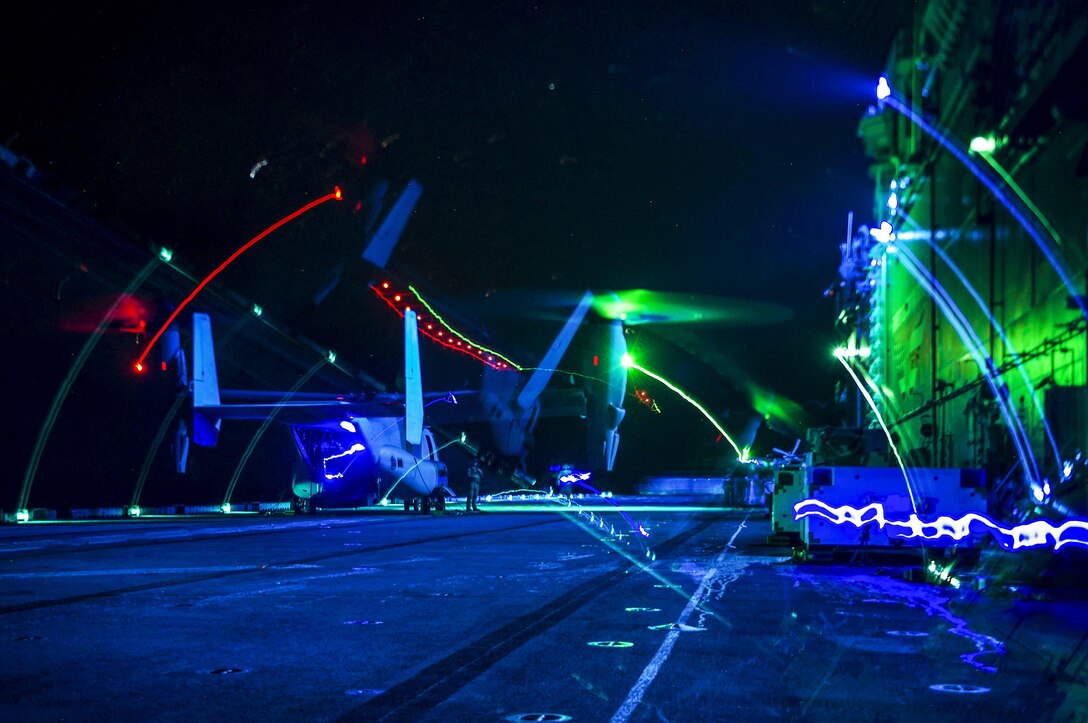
[794,498,1088,551]
[557,470,650,538]
[323,443,367,480]
[894,213,1062,476]
[880,93,1087,325]
[893,243,1039,485]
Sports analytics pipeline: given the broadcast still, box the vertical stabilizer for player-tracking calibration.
[404,309,423,446]
[191,312,222,447]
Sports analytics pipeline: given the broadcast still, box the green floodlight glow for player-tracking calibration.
[968,135,997,154]
[626,359,745,459]
[251,304,263,317]
[126,505,141,518]
[15,509,29,523]
[158,246,174,263]
[221,503,231,514]
[326,350,337,364]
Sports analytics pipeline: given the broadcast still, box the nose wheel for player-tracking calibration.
[403,493,445,514]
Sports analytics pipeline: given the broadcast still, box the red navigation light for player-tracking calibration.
[134,362,144,373]
[161,361,167,372]
[593,355,599,367]
[360,155,368,165]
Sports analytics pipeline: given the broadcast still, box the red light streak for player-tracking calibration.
[370,283,518,370]
[133,189,341,373]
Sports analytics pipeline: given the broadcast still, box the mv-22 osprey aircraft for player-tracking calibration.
[188,291,596,512]
[184,178,633,512]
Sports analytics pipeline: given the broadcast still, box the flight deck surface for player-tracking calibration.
[1,499,1084,721]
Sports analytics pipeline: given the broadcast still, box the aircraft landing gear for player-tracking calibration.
[405,494,445,515]
[292,496,313,515]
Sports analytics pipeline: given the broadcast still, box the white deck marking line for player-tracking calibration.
[611,514,749,723]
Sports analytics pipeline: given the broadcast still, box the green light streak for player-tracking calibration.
[628,361,744,459]
[131,391,189,508]
[518,366,606,385]
[408,284,522,370]
[564,507,736,627]
[833,350,919,514]
[378,436,462,503]
[224,358,328,507]
[977,151,1063,247]
[18,258,160,512]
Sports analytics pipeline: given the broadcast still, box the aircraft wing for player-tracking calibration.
[420,387,586,426]
[196,398,406,427]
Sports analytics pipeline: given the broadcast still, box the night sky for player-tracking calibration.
[3,1,913,484]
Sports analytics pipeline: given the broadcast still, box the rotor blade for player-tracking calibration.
[362,179,423,270]
[405,309,423,446]
[516,290,593,410]
[462,288,793,327]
